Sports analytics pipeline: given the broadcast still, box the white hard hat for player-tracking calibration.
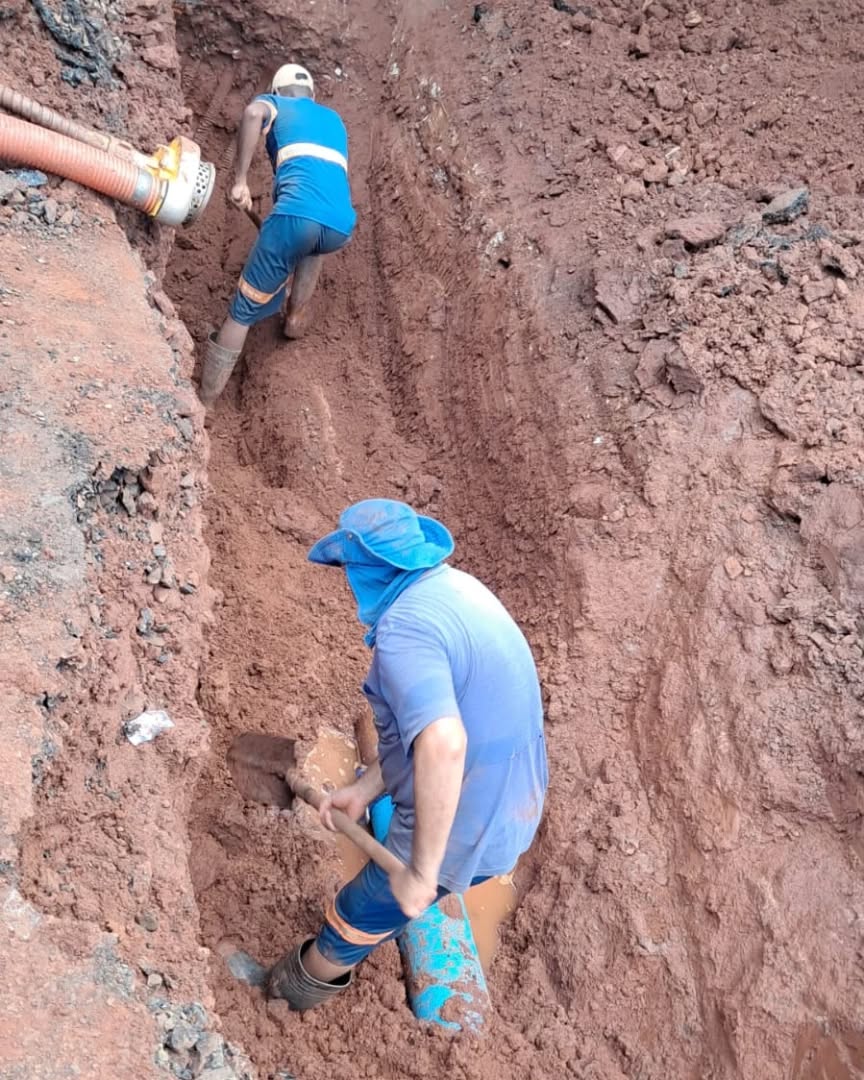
[271,63,314,95]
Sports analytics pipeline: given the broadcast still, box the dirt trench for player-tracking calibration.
[161,0,864,1078]
[4,0,864,1077]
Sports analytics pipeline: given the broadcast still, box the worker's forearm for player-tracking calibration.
[234,109,262,184]
[356,759,385,802]
[410,716,467,883]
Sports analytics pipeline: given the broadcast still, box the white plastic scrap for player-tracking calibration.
[125,709,174,746]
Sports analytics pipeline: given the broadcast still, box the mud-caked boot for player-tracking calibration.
[283,256,322,340]
[267,938,353,1011]
[199,332,242,406]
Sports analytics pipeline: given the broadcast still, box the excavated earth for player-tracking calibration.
[2,0,864,1078]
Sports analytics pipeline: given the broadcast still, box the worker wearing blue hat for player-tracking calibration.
[268,499,548,1009]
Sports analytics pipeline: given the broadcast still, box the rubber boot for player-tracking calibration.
[283,256,323,340]
[199,332,242,406]
[267,938,353,1010]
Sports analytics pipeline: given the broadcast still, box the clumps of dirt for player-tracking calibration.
[0,191,225,1076]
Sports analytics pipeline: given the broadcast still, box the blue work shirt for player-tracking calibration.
[255,94,356,235]
[363,565,548,893]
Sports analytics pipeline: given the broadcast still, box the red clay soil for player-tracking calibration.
[3,0,864,1077]
[0,193,218,1076]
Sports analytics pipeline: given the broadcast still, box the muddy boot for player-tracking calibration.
[199,332,242,406]
[267,938,353,1010]
[283,256,322,340]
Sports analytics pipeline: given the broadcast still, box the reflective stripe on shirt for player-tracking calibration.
[276,142,348,171]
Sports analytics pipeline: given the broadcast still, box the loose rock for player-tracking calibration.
[196,1033,226,1069]
[724,557,744,579]
[819,240,859,280]
[607,144,648,177]
[802,279,834,305]
[653,81,686,112]
[664,214,727,248]
[166,1020,199,1052]
[124,709,174,745]
[135,910,159,932]
[691,100,717,127]
[762,187,809,225]
[151,289,177,319]
[136,607,154,636]
[642,161,668,184]
[0,173,22,201]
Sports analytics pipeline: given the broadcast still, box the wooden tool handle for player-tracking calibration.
[241,204,262,230]
[285,769,405,877]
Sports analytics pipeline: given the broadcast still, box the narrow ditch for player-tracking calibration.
[164,3,569,1078]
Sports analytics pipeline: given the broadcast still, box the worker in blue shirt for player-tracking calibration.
[267,499,548,1010]
[200,63,356,405]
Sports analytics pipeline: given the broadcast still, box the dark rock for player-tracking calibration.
[12,169,47,187]
[224,950,268,987]
[762,187,809,225]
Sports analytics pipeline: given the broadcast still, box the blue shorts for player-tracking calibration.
[316,860,489,967]
[228,213,351,326]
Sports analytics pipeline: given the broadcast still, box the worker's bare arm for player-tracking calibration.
[230,100,271,208]
[391,714,467,918]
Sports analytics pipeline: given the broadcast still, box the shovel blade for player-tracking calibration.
[227,732,297,808]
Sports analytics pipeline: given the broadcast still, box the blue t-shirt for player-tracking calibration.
[255,95,356,236]
[363,565,548,892]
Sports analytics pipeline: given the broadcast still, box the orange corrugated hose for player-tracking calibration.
[0,113,160,213]
[0,85,139,161]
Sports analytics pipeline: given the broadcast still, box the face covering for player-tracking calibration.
[345,560,432,647]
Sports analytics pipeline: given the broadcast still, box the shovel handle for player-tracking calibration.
[285,769,405,877]
[234,202,262,230]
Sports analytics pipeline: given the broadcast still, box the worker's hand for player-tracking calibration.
[389,865,437,920]
[319,782,369,832]
[229,181,253,211]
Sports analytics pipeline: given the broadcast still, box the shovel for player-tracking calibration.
[228,196,262,231]
[227,732,403,877]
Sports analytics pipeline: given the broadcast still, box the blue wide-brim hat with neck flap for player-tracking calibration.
[308,498,454,570]
[308,500,455,646]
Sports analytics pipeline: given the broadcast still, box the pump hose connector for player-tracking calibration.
[0,109,215,226]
